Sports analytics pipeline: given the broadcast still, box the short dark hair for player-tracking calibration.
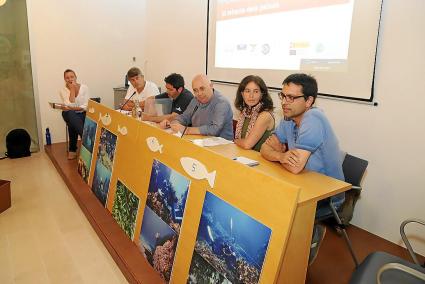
[127,67,143,79]
[235,75,274,112]
[282,73,318,104]
[64,69,76,77]
[164,73,185,90]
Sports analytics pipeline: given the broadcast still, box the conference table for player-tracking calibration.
[182,134,350,283]
[111,114,351,283]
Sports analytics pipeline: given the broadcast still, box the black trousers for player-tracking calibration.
[62,111,86,152]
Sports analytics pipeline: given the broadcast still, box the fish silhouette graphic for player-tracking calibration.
[146,137,163,154]
[180,157,216,188]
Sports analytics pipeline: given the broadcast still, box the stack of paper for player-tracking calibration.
[192,137,234,147]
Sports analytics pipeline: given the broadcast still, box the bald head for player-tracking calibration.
[192,74,214,104]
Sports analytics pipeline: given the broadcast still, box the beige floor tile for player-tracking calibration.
[79,261,125,284]
[14,270,50,284]
[0,152,127,283]
[0,235,14,284]
[7,232,45,276]
[41,244,83,284]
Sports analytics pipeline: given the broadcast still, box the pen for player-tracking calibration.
[180,126,188,138]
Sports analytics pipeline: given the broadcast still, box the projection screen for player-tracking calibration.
[207,0,383,102]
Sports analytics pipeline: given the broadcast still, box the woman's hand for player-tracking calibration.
[67,82,80,102]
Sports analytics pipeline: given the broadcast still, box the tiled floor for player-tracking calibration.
[0,152,128,284]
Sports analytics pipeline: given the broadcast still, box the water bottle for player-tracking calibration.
[135,101,142,121]
[131,99,139,118]
[45,128,52,145]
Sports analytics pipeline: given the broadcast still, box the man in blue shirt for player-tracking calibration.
[260,73,344,265]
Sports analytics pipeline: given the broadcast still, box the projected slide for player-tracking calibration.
[214,0,355,72]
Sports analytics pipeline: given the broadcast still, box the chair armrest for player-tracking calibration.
[377,262,425,284]
[350,185,361,190]
[400,218,425,266]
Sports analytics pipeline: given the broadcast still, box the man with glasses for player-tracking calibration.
[260,73,344,265]
[160,74,233,140]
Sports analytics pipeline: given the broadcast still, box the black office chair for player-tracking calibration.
[339,154,370,225]
[90,97,101,104]
[65,97,101,152]
[317,153,369,267]
[350,218,425,284]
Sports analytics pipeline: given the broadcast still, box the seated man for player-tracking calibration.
[120,67,159,111]
[260,73,344,265]
[142,73,193,122]
[160,74,233,140]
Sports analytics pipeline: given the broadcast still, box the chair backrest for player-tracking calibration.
[90,97,101,103]
[342,154,368,187]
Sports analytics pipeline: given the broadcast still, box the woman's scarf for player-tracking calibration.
[235,102,263,139]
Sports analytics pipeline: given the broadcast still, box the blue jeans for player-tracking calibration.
[315,192,345,219]
[62,111,85,152]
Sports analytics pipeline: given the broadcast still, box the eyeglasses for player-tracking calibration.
[242,89,262,95]
[278,92,305,103]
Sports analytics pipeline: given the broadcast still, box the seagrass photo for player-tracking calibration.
[112,179,140,240]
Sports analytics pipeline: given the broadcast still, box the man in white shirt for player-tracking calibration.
[120,67,159,111]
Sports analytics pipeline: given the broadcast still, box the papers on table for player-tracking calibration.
[49,102,65,109]
[232,156,259,167]
[192,137,234,147]
[115,109,131,115]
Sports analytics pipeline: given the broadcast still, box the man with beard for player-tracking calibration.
[260,73,344,265]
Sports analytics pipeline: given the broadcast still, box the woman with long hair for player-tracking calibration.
[234,75,274,151]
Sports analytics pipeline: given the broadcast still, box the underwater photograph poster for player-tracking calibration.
[138,159,191,283]
[188,192,272,284]
[92,127,118,206]
[77,117,98,183]
[82,117,97,153]
[146,159,190,233]
[112,180,140,240]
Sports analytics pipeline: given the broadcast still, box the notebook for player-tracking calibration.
[49,102,65,109]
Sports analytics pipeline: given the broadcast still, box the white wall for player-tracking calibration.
[27,0,148,144]
[144,1,207,89]
[144,0,425,255]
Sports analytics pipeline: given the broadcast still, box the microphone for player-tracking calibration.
[178,104,198,137]
[119,91,136,111]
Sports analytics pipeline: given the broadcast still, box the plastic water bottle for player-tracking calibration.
[45,128,52,145]
[131,100,138,118]
[135,101,142,121]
